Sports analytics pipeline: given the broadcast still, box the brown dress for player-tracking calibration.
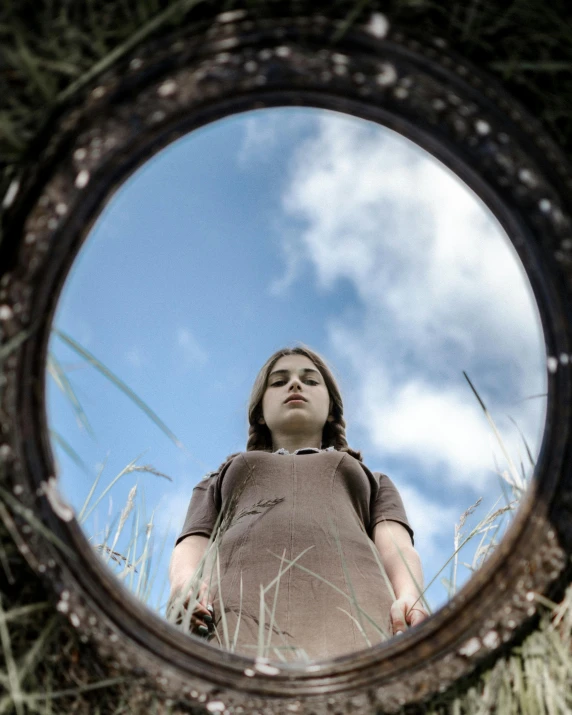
[176,449,412,662]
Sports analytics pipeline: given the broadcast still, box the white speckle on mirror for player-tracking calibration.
[243,668,255,677]
[434,37,447,48]
[518,168,537,188]
[353,72,365,84]
[394,86,409,99]
[110,633,119,642]
[526,591,536,601]
[89,615,97,625]
[432,98,446,111]
[47,559,55,568]
[24,232,36,244]
[559,353,570,365]
[498,132,510,144]
[150,110,166,124]
[547,356,558,373]
[55,202,68,216]
[331,53,349,65]
[217,9,247,23]
[0,305,13,320]
[47,218,58,230]
[0,444,12,460]
[474,120,490,135]
[507,619,516,629]
[527,606,536,616]
[70,613,81,627]
[157,79,178,97]
[21,525,31,534]
[56,599,69,614]
[38,564,46,573]
[376,64,397,87]
[39,195,50,208]
[91,86,106,99]
[215,53,231,64]
[447,93,461,106]
[2,179,20,209]
[276,46,291,58]
[73,148,87,161]
[286,703,301,712]
[75,170,90,189]
[129,58,143,70]
[244,60,257,73]
[12,483,23,494]
[206,702,226,713]
[321,71,332,81]
[41,476,74,521]
[539,198,552,213]
[258,49,272,60]
[458,637,481,657]
[482,630,500,649]
[254,659,280,675]
[366,12,389,39]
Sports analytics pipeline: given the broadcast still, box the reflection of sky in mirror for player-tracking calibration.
[46,107,547,619]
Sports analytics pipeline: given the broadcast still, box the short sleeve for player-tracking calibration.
[174,471,222,546]
[370,472,414,545]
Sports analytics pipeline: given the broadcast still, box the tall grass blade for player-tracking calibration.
[232,574,243,653]
[0,486,76,560]
[0,595,23,715]
[47,352,94,437]
[78,456,108,522]
[463,371,525,491]
[49,429,90,475]
[53,328,183,449]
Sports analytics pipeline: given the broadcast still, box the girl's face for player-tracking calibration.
[260,354,332,442]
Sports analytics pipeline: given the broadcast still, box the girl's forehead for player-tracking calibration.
[270,354,319,373]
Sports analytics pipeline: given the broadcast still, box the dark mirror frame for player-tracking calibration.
[1,9,572,714]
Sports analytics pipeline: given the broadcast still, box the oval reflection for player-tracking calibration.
[46,106,547,662]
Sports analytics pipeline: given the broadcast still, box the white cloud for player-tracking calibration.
[176,327,207,367]
[237,114,279,166]
[277,112,547,491]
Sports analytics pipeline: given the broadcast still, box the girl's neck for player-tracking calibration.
[271,433,322,454]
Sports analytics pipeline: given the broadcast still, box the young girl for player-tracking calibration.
[168,347,428,661]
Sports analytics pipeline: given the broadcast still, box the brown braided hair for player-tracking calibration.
[244,346,362,461]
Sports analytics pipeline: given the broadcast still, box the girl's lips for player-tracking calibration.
[284,395,307,404]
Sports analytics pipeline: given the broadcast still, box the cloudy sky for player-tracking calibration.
[46,107,547,645]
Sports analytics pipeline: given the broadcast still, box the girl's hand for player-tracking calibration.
[169,580,215,638]
[390,594,429,636]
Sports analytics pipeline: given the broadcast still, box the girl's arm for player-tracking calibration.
[168,534,213,633]
[372,521,429,635]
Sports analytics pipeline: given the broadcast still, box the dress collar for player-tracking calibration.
[273,446,335,456]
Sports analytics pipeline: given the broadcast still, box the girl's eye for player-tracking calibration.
[305,379,319,385]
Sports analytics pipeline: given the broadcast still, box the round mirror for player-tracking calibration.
[45,106,547,662]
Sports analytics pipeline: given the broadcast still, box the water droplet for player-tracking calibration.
[547,356,558,373]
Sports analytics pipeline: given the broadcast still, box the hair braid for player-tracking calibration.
[323,415,362,461]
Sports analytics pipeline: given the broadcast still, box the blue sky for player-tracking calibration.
[46,107,547,647]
